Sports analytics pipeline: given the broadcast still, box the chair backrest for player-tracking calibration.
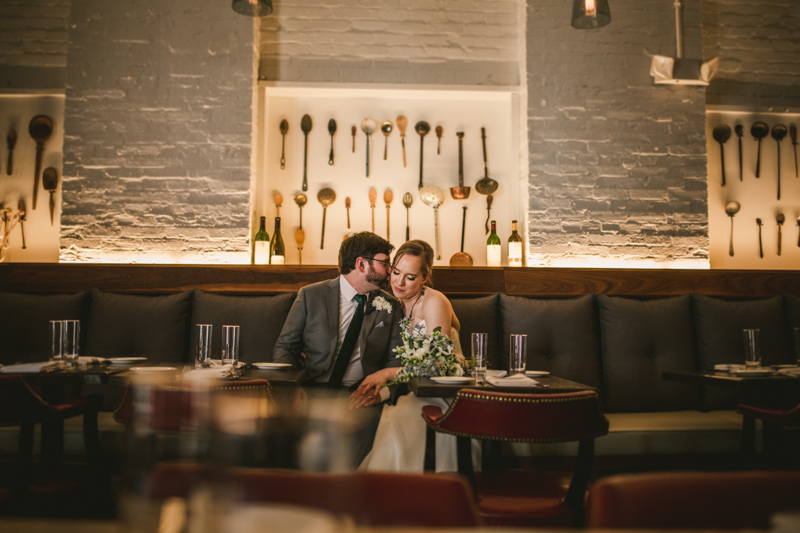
[429,389,609,442]
[0,374,52,427]
[587,471,800,530]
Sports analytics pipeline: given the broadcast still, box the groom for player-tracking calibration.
[273,232,403,463]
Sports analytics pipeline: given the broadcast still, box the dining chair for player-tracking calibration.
[737,401,800,465]
[586,470,800,529]
[421,389,609,528]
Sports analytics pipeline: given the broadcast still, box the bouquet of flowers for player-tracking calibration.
[385,318,466,386]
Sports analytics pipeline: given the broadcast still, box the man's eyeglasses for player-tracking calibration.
[363,257,391,268]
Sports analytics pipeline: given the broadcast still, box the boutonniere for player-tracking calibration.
[371,296,393,314]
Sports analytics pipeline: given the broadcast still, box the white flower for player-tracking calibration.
[372,296,392,313]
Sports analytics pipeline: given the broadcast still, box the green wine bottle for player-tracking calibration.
[508,220,523,267]
[253,216,270,265]
[270,216,286,265]
[486,220,501,267]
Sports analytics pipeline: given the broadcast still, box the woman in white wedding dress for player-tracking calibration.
[355,240,479,472]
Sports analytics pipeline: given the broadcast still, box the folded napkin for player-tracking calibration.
[486,370,507,378]
[0,361,60,373]
[486,373,539,388]
[779,367,800,377]
[77,356,106,365]
[183,365,233,380]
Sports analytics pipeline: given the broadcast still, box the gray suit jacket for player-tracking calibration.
[273,277,403,383]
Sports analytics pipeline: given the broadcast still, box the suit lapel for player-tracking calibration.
[326,278,340,360]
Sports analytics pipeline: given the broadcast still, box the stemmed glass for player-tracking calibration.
[222,325,240,377]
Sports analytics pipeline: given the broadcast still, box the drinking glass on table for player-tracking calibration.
[509,334,527,375]
[196,324,212,368]
[49,320,62,361]
[743,328,761,369]
[472,333,488,383]
[222,325,240,376]
[62,320,80,367]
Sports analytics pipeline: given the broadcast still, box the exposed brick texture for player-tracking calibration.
[703,0,800,109]
[526,0,709,267]
[60,0,254,262]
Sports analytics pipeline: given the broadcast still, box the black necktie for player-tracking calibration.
[328,293,367,388]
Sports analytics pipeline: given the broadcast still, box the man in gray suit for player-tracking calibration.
[273,232,403,464]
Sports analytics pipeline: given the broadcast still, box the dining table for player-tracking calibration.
[409,373,596,398]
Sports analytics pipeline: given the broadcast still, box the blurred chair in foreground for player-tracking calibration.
[422,389,609,528]
[587,470,800,529]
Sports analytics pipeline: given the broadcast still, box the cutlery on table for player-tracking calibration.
[712,124,731,186]
[384,189,393,241]
[328,119,337,166]
[294,194,307,230]
[777,213,785,256]
[396,116,408,168]
[772,124,787,200]
[435,125,443,155]
[734,124,743,181]
[756,218,763,258]
[6,129,16,175]
[317,188,336,250]
[725,201,740,257]
[402,192,413,241]
[751,121,769,178]
[369,188,377,233]
[279,120,288,169]
[29,115,54,210]
[300,114,313,192]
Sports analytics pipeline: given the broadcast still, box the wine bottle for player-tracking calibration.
[253,216,270,265]
[486,220,501,267]
[270,216,286,265]
[508,220,523,267]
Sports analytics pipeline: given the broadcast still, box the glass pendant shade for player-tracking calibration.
[232,0,273,17]
[571,0,611,29]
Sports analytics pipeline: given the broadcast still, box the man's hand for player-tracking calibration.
[297,352,308,367]
[349,387,382,410]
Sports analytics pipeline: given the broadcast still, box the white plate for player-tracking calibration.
[526,370,550,377]
[130,366,177,372]
[107,357,147,364]
[431,376,474,384]
[252,362,293,369]
[729,368,773,377]
[714,364,745,372]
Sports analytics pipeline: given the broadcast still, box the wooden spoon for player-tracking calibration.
[751,121,769,178]
[294,193,307,230]
[279,120,288,169]
[17,199,26,249]
[295,228,305,265]
[42,167,59,225]
[317,188,336,249]
[777,213,785,256]
[301,115,313,192]
[402,192,413,240]
[381,121,393,160]
[435,125,443,155]
[369,188,377,233]
[6,129,16,175]
[396,116,408,167]
[772,124,787,200]
[712,124,731,186]
[415,121,430,188]
[345,197,351,228]
[756,218,763,258]
[351,125,357,153]
[485,194,494,235]
[273,193,283,217]
[384,189,393,241]
[29,115,53,210]
[725,201,740,257]
[734,125,744,181]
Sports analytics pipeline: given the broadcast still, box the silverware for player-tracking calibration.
[317,188,336,250]
[435,125,443,155]
[361,119,376,177]
[751,122,769,178]
[475,127,498,195]
[327,119,337,166]
[712,124,731,186]
[772,124,787,200]
[29,115,53,210]
[397,116,408,168]
[17,199,27,249]
[294,193,307,230]
[735,125,743,181]
[419,185,444,260]
[725,202,740,257]
[402,192,413,240]
[381,121,393,161]
[300,115,312,192]
[756,218,763,258]
[279,120,288,169]
[777,213,785,256]
[415,121,431,188]
[6,129,16,175]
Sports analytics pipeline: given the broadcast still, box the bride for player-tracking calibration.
[352,240,478,472]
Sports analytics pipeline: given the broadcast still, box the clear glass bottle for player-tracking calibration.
[270,216,285,265]
[486,220,501,267]
[253,216,270,265]
[508,220,523,267]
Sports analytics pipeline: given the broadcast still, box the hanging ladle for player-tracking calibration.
[449,206,473,266]
[725,201,740,257]
[751,121,769,178]
[327,119,337,166]
[772,124,787,200]
[475,127,498,195]
[279,119,288,169]
[345,197,351,229]
[43,167,59,226]
[777,213,785,256]
[361,119,376,177]
[435,125,443,155]
[396,116,408,168]
[295,228,305,265]
[450,132,470,200]
[29,115,53,210]
[300,114,313,192]
[384,189,393,241]
[712,124,731,186]
[351,126,357,153]
[791,125,798,178]
[17,199,26,249]
[756,218,763,258]
[419,185,444,260]
[415,121,430,188]
[317,188,336,250]
[734,125,744,181]
[402,192,413,241]
[381,121,393,160]
[294,193,307,230]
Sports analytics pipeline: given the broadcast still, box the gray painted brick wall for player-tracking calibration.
[526,0,709,266]
[60,0,254,262]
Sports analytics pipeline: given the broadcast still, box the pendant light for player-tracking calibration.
[232,0,273,16]
[571,0,611,29]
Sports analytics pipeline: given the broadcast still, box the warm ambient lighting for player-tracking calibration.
[231,0,273,17]
[571,0,611,29]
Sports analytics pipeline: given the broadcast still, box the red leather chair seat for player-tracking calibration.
[476,470,573,527]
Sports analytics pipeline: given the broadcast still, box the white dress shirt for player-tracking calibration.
[315,276,366,387]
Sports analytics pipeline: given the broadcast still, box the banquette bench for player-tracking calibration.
[1,264,799,460]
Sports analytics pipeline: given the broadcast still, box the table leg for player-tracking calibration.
[739,414,756,458]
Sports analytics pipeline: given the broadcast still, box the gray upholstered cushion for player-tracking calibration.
[450,294,499,369]
[84,289,192,362]
[692,294,792,411]
[598,294,700,413]
[190,290,296,363]
[498,293,602,390]
[0,291,87,364]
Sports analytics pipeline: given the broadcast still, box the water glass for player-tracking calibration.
[794,327,800,366]
[62,320,81,366]
[509,334,527,375]
[471,333,488,383]
[221,325,240,367]
[49,320,62,360]
[196,324,213,368]
[743,329,761,369]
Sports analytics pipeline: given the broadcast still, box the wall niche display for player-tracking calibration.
[257,85,522,266]
[706,110,800,270]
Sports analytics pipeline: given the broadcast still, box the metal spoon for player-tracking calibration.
[772,124,787,200]
[300,115,313,192]
[485,194,494,235]
[328,119,337,166]
[449,206,473,267]
[279,120,288,169]
[368,188,377,233]
[6,129,16,175]
[712,124,731,186]
[317,188,336,250]
[17,199,26,249]
[29,115,53,210]
[274,193,283,217]
[361,119,376,177]
[402,192,413,240]
[435,125,443,155]
[294,193,307,230]
[381,121,393,160]
[797,216,800,248]
[384,189,393,241]
[777,213,785,256]
[396,116,408,168]
[725,201,740,257]
[475,127,498,195]
[419,185,445,260]
[345,197,351,228]
[735,125,744,181]
[450,132,470,199]
[295,228,305,265]
[351,126,357,153]
[415,121,430,188]
[791,125,798,177]
[751,121,769,178]
[756,218,763,258]
[42,167,59,225]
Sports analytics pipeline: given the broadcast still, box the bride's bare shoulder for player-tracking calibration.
[422,287,451,308]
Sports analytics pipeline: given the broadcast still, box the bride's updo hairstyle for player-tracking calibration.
[392,240,434,287]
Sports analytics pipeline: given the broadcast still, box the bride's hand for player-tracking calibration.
[356,368,394,396]
[349,387,381,410]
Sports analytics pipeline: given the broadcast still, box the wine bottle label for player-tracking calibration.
[487,245,501,267]
[254,242,270,265]
[271,255,285,265]
[508,243,522,267]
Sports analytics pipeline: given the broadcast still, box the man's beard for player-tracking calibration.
[366,264,390,290]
